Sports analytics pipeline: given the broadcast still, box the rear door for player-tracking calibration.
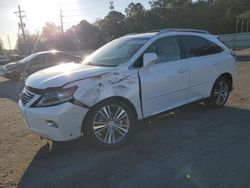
[179,35,223,102]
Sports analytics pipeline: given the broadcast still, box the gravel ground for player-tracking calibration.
[0,61,250,188]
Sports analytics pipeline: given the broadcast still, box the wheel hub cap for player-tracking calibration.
[93,105,130,144]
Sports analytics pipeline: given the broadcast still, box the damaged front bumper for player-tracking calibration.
[19,99,89,141]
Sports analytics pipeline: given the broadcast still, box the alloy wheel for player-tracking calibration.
[213,80,229,106]
[92,105,130,144]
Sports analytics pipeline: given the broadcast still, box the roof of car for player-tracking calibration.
[123,29,211,39]
[33,50,64,55]
[123,32,157,38]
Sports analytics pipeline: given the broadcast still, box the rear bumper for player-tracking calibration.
[19,100,89,141]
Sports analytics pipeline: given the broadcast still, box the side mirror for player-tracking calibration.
[143,53,157,67]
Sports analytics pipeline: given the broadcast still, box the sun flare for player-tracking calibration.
[19,0,78,31]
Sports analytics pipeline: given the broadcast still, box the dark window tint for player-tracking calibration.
[31,55,44,64]
[181,36,222,58]
[146,37,181,63]
[44,54,56,65]
[58,53,77,62]
[206,40,223,54]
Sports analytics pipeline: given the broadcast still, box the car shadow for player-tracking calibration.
[0,78,24,102]
[17,104,250,188]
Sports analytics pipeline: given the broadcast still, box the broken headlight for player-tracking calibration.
[35,86,78,107]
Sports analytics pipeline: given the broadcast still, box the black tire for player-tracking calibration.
[20,71,30,81]
[85,99,135,148]
[205,76,230,108]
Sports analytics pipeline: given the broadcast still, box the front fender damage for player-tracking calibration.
[71,70,142,118]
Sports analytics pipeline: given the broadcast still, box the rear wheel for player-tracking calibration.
[85,99,135,148]
[205,77,230,108]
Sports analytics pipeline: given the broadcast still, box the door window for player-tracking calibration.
[146,37,181,63]
[57,53,76,62]
[206,40,223,54]
[31,55,44,65]
[180,36,223,58]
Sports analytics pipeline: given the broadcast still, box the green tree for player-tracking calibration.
[97,11,126,41]
[72,20,102,50]
[41,22,61,42]
[125,3,146,32]
[16,32,46,55]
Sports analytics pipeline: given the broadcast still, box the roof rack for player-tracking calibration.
[157,28,210,35]
[123,33,138,36]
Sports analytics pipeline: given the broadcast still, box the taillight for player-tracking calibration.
[230,51,236,59]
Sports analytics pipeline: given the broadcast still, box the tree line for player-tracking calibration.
[14,0,250,55]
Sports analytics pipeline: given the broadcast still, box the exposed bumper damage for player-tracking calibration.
[19,69,142,141]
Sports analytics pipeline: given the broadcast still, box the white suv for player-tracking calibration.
[19,29,237,147]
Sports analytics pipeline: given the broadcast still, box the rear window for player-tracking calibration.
[206,40,223,54]
[217,37,230,48]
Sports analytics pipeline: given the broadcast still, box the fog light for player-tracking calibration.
[46,120,58,128]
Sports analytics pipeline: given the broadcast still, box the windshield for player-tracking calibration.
[83,37,149,66]
[19,54,37,64]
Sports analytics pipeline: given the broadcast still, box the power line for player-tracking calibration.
[63,12,107,18]
[62,7,109,12]
[60,0,109,6]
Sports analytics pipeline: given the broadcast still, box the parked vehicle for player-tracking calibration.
[0,51,80,81]
[0,55,11,65]
[0,54,25,65]
[19,29,237,148]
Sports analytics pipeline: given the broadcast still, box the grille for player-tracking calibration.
[21,88,35,106]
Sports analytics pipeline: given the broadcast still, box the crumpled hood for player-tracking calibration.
[26,63,113,89]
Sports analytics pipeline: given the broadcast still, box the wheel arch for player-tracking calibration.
[217,72,233,91]
[209,72,233,97]
[81,96,138,133]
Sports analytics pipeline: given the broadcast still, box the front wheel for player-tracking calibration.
[20,71,29,81]
[205,77,230,108]
[85,99,135,148]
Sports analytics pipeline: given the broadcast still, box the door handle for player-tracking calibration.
[178,68,187,73]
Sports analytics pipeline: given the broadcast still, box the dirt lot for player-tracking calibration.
[0,61,250,188]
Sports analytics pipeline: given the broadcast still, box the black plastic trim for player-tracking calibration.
[137,72,144,118]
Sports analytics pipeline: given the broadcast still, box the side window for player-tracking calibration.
[206,40,223,54]
[31,55,44,65]
[181,36,224,58]
[58,53,76,62]
[181,36,211,57]
[43,54,57,65]
[146,37,181,63]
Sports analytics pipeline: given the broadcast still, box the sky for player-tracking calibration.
[0,0,150,50]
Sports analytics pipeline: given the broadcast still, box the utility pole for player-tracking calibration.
[7,35,11,50]
[109,1,114,11]
[60,9,64,34]
[14,5,26,40]
[163,0,166,9]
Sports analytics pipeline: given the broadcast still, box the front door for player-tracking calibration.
[139,36,189,117]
